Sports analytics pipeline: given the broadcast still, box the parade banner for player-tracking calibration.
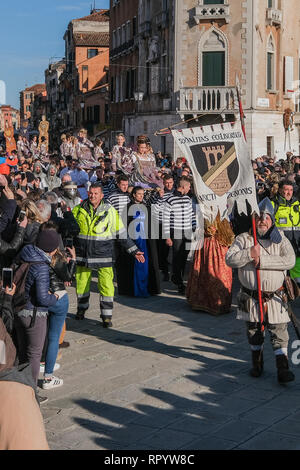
[172,122,259,220]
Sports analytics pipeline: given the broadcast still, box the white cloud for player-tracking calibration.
[56,2,90,11]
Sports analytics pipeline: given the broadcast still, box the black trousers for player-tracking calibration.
[157,238,170,274]
[171,238,189,285]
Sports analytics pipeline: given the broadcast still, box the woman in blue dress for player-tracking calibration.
[116,186,161,297]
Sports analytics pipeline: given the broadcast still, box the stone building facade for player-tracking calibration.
[113,0,300,159]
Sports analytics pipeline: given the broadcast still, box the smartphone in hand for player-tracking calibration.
[2,268,13,290]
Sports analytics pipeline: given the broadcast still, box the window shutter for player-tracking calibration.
[202,52,225,86]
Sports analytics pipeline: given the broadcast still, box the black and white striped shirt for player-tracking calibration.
[150,189,175,224]
[107,189,131,219]
[162,190,196,239]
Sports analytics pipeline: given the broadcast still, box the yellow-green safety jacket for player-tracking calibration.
[73,199,138,268]
[271,195,300,256]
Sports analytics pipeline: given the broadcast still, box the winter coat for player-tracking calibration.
[18,244,57,317]
[0,198,17,233]
[225,231,296,324]
[23,221,41,246]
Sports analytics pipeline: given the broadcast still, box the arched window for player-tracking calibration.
[198,27,228,87]
[266,34,276,91]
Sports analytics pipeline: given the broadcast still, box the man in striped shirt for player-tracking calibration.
[150,175,175,281]
[162,177,197,294]
[107,175,131,222]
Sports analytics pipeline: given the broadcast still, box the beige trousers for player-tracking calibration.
[0,381,49,450]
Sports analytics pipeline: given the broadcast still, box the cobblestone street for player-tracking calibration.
[42,278,300,450]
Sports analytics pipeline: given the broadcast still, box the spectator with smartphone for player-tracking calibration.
[13,228,60,396]
[0,184,28,268]
[40,222,76,390]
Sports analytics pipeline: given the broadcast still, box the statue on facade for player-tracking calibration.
[148,36,160,63]
[38,115,49,153]
[4,120,17,155]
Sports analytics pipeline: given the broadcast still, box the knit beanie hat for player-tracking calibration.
[36,229,60,253]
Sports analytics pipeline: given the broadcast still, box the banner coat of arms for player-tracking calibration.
[172,122,259,220]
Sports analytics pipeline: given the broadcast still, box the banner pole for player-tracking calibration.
[236,85,265,332]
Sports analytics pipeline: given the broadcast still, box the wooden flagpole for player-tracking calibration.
[236,85,265,332]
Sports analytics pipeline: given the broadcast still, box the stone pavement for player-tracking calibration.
[41,276,300,450]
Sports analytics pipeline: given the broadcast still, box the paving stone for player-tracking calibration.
[269,418,300,436]
[237,431,300,450]
[181,436,237,450]
[217,397,260,416]
[167,410,232,435]
[138,428,198,450]
[212,419,268,443]
[240,406,291,425]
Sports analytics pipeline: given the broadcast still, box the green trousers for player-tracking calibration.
[76,266,115,320]
[290,256,300,284]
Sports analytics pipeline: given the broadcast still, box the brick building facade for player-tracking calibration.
[61,9,110,138]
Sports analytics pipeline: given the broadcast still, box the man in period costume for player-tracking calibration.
[226,198,296,384]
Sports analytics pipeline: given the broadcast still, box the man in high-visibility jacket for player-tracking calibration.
[73,182,145,327]
[271,179,300,283]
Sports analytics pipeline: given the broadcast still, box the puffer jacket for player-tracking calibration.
[50,258,76,293]
[19,244,57,315]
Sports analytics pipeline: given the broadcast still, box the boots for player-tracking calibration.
[75,310,86,321]
[250,350,264,378]
[276,355,295,384]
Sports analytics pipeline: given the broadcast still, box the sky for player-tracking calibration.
[0,0,109,110]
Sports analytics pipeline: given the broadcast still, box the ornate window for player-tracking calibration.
[198,27,228,86]
[266,34,276,91]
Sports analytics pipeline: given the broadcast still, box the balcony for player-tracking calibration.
[178,87,239,115]
[110,39,135,58]
[266,8,282,26]
[193,4,230,24]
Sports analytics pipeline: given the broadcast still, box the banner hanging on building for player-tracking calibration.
[172,122,259,220]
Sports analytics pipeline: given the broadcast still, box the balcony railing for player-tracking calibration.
[178,87,238,114]
[194,4,230,24]
[110,39,135,58]
[266,8,282,26]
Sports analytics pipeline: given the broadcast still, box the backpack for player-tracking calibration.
[12,262,32,314]
[11,262,40,328]
[0,317,16,372]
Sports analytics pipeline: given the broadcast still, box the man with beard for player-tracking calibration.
[226,198,296,384]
